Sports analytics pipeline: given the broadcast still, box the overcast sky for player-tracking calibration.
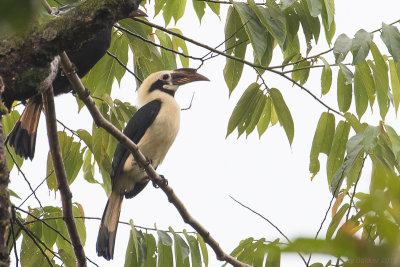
[8,1,400,266]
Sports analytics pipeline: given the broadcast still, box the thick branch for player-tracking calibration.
[42,84,87,267]
[0,0,142,107]
[0,113,10,267]
[58,52,250,267]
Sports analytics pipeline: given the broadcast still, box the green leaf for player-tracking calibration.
[356,61,376,107]
[326,204,350,240]
[59,249,76,267]
[170,28,189,68]
[253,243,268,267]
[265,244,281,267]
[320,57,332,95]
[309,112,335,177]
[338,63,353,84]
[206,1,220,17]
[351,29,373,65]
[385,124,400,161]
[306,0,322,17]
[229,237,254,258]
[82,150,97,184]
[192,0,205,23]
[144,233,157,266]
[169,228,189,267]
[326,121,350,187]
[370,42,389,120]
[337,68,352,112]
[320,0,335,44]
[226,83,261,137]
[333,33,352,63]
[223,7,248,94]
[72,204,86,245]
[257,96,272,137]
[233,2,268,63]
[354,66,369,118]
[163,0,187,26]
[246,91,267,136]
[322,0,334,28]
[157,230,173,267]
[270,88,294,145]
[381,23,400,63]
[2,110,24,171]
[58,131,84,185]
[42,206,59,248]
[155,29,177,70]
[183,230,201,267]
[8,189,21,200]
[248,0,286,48]
[295,0,320,52]
[292,59,311,85]
[331,133,364,196]
[389,60,400,114]
[196,233,208,267]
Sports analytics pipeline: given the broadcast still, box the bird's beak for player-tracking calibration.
[171,68,210,85]
[128,9,148,18]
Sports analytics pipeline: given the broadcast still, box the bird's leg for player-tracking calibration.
[152,175,168,188]
[145,156,153,166]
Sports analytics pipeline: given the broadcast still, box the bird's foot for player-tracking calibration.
[84,87,90,97]
[152,175,168,188]
[145,156,153,166]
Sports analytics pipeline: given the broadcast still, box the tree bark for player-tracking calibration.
[0,0,141,108]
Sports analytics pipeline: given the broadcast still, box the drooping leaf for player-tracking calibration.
[170,28,190,68]
[327,121,350,187]
[192,0,205,23]
[326,204,350,240]
[163,0,187,26]
[320,56,332,95]
[226,83,261,137]
[196,233,208,267]
[306,0,322,17]
[351,29,373,65]
[248,0,286,48]
[337,68,352,112]
[320,0,335,44]
[265,244,281,267]
[144,233,157,266]
[295,0,320,52]
[257,96,272,137]
[354,65,369,118]
[206,1,220,17]
[169,227,190,267]
[270,88,294,145]
[309,112,335,177]
[155,29,177,70]
[292,59,311,85]
[370,42,389,120]
[233,2,268,63]
[356,61,376,107]
[381,23,400,63]
[389,60,400,114]
[224,6,248,94]
[183,230,202,267]
[157,230,173,267]
[333,34,352,63]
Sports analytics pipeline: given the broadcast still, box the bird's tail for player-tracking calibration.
[96,191,123,260]
[7,95,43,160]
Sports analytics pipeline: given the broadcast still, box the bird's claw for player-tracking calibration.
[145,156,153,166]
[152,175,168,188]
[84,87,90,97]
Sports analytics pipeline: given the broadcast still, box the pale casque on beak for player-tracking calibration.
[171,68,210,85]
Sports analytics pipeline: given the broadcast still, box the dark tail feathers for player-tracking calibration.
[8,95,42,160]
[96,191,123,260]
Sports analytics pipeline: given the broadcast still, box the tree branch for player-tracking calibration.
[0,0,142,107]
[0,113,10,267]
[42,84,87,267]
[58,52,250,267]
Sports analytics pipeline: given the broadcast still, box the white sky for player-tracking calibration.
[8,0,400,266]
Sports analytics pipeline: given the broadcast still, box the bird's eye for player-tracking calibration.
[162,74,169,80]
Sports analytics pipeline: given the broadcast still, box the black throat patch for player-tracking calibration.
[148,79,175,97]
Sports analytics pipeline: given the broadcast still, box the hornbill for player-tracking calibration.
[96,68,209,260]
[7,9,146,160]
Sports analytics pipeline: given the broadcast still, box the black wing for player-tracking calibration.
[110,100,162,188]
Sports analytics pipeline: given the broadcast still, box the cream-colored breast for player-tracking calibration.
[138,97,180,167]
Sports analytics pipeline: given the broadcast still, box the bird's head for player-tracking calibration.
[138,68,209,105]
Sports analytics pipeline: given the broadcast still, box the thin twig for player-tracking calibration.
[345,155,367,222]
[42,78,87,267]
[9,218,19,267]
[115,25,204,62]
[14,218,54,267]
[230,196,309,267]
[18,170,53,208]
[181,92,195,111]
[15,206,100,267]
[5,143,43,209]
[106,51,142,83]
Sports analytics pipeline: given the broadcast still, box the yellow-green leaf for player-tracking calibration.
[270,88,294,145]
[337,68,352,112]
[389,60,400,114]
